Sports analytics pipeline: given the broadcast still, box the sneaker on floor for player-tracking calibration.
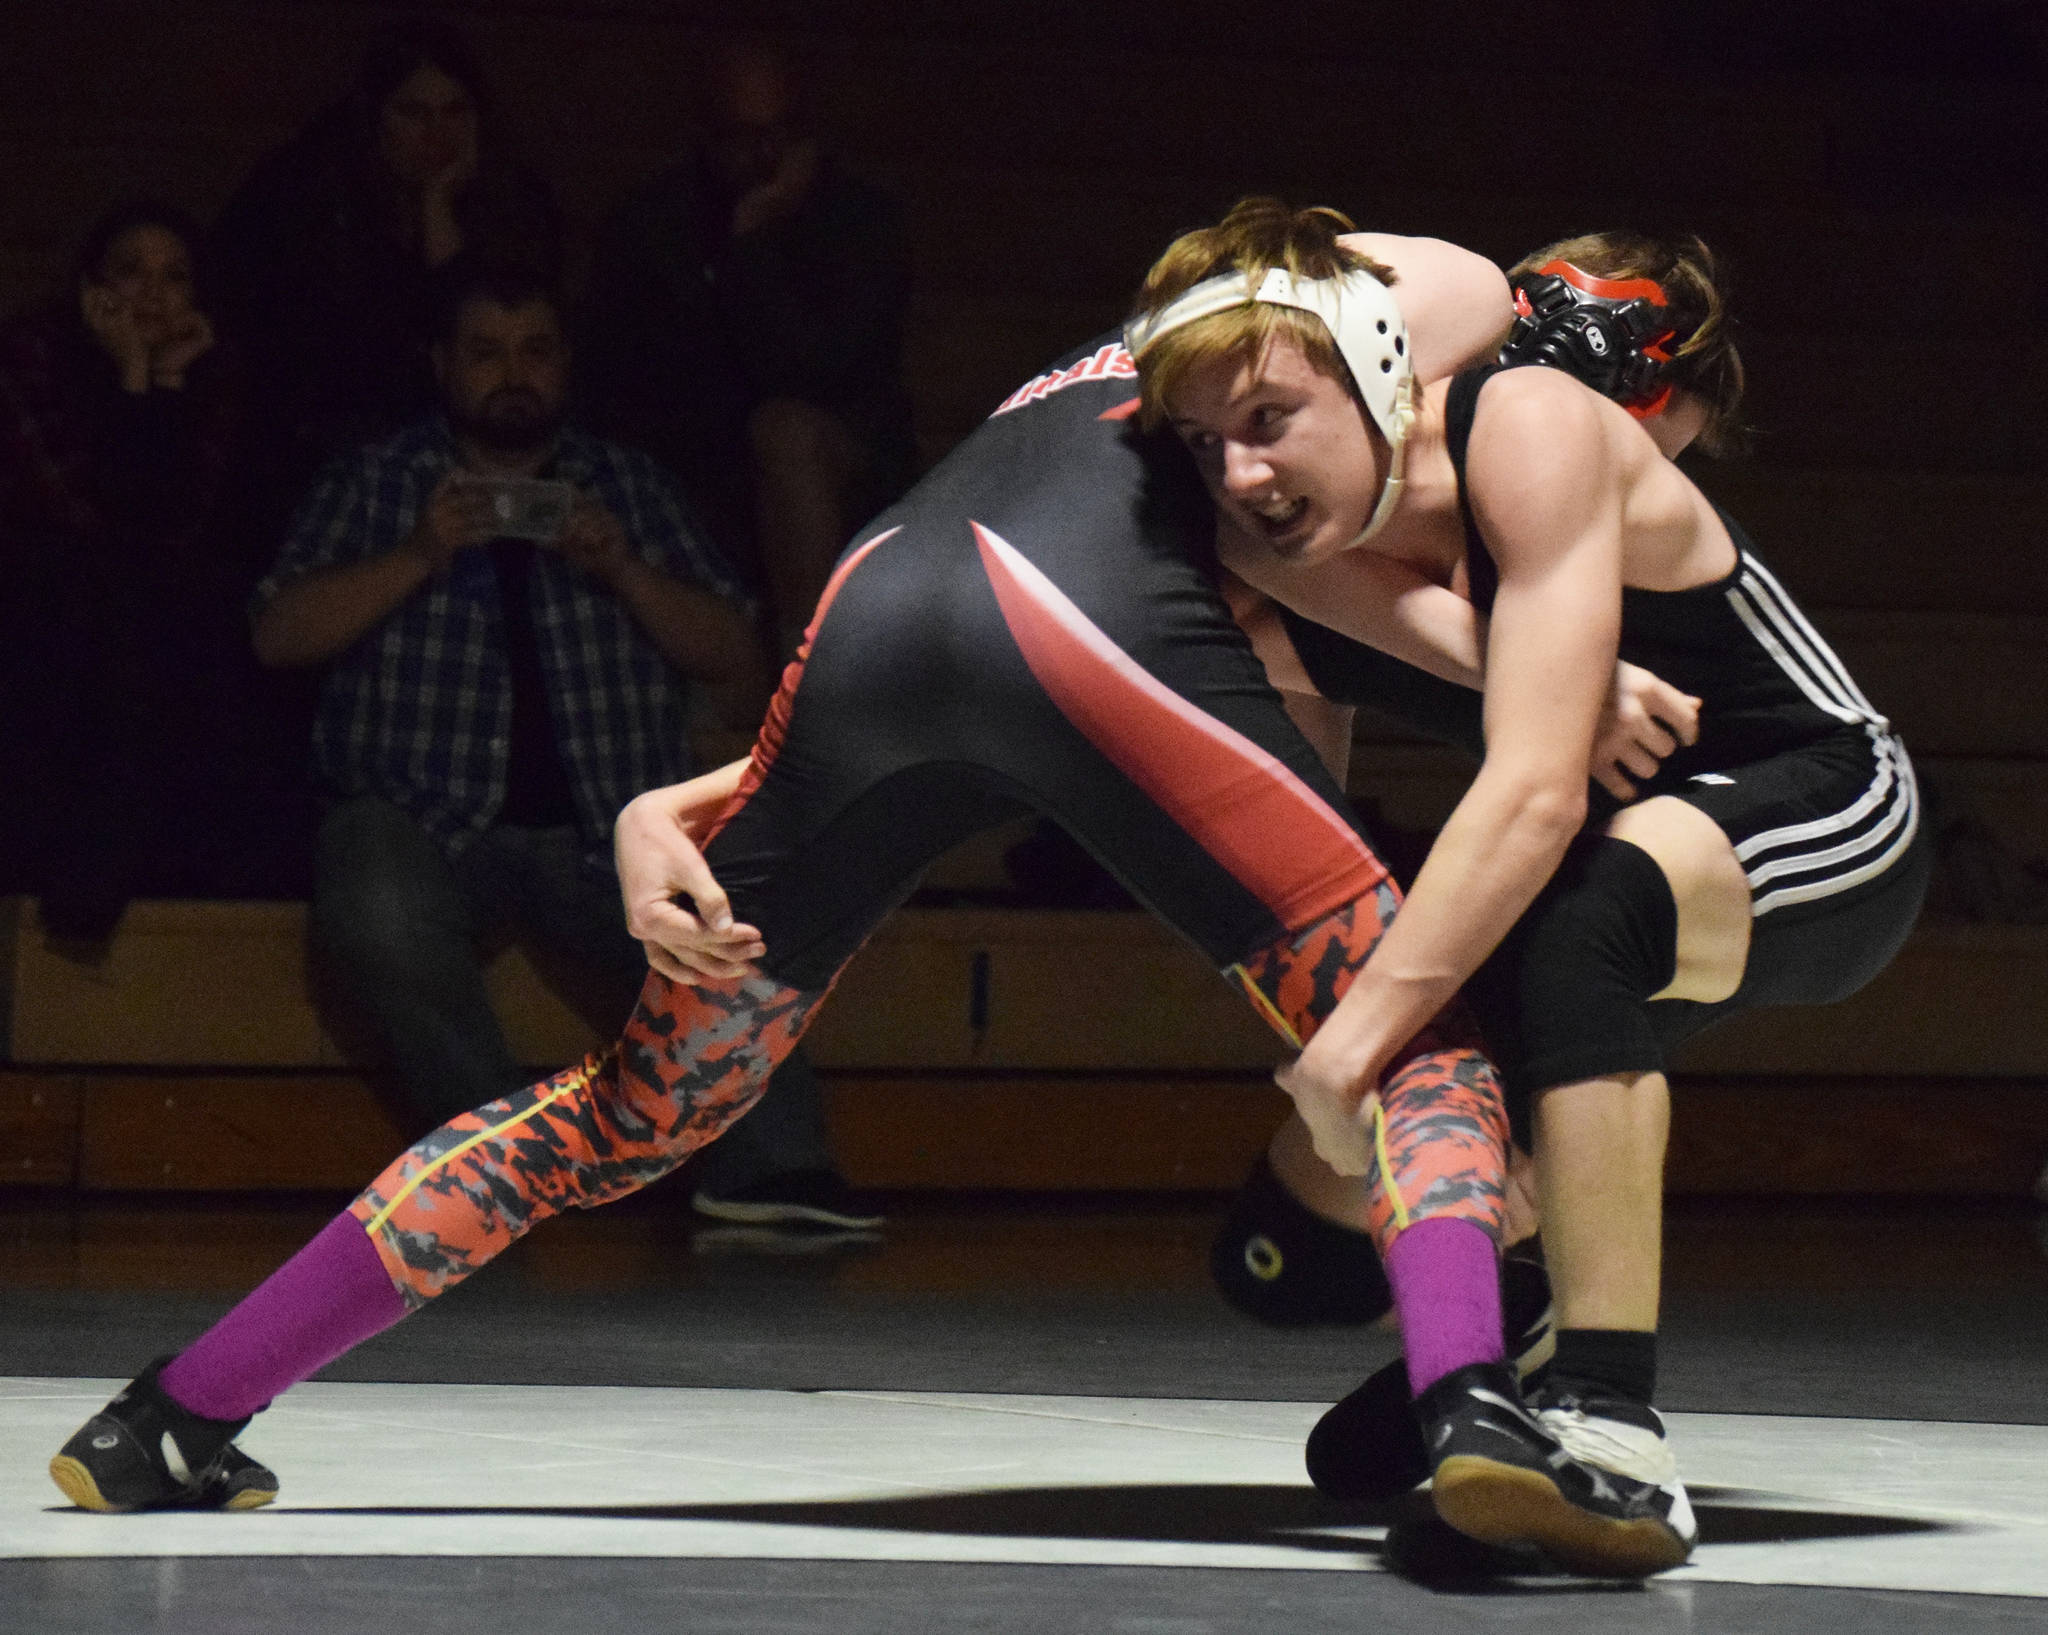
[49,1357,276,1513]
[1305,1358,1422,1503]
[692,1168,885,1230]
[1304,1244,1555,1503]
[1419,1361,1693,1578]
[691,1223,885,1257]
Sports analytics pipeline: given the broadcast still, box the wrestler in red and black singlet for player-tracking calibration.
[45,333,1525,1520]
[706,336,1387,985]
[345,335,1507,1308]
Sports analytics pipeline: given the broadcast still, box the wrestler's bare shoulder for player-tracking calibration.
[1469,368,1733,589]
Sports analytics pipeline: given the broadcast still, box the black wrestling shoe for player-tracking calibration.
[187,1442,281,1512]
[1419,1362,1693,1578]
[1303,1245,1555,1503]
[49,1357,272,1513]
[1304,1358,1423,1503]
[1500,1245,1556,1384]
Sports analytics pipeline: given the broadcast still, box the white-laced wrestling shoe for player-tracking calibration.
[1533,1391,1697,1564]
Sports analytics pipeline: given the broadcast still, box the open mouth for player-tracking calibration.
[1246,495,1311,545]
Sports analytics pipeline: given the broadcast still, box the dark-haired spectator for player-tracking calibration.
[0,202,301,938]
[585,42,915,651]
[211,18,561,525]
[256,259,864,1222]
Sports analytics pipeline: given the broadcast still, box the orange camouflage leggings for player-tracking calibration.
[347,877,1505,1310]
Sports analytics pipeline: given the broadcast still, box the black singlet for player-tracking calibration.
[1273,363,1930,1098]
[1283,363,1925,925]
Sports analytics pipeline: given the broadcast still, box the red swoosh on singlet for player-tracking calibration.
[713,526,903,838]
[971,521,1387,930]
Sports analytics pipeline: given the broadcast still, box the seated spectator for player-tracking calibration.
[0,201,302,939]
[585,41,915,651]
[254,255,870,1226]
[211,18,561,531]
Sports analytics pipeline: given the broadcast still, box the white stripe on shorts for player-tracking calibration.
[1747,734,1922,917]
[1722,560,1917,916]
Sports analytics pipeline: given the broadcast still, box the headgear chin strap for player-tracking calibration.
[1125,265,1417,543]
[1501,259,1680,418]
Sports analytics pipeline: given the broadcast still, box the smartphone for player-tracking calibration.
[459,476,574,542]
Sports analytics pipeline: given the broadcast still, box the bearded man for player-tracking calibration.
[251,256,862,1226]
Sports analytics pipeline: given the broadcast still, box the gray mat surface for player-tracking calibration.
[6,1557,2046,1635]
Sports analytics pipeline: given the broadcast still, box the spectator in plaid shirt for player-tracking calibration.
[253,256,871,1226]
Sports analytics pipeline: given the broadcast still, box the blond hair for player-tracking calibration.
[1513,230,1747,455]
[1129,197,1396,429]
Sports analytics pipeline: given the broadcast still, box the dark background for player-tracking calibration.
[2,0,2043,493]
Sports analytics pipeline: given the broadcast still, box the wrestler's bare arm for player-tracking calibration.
[1278,371,1628,1171]
[1222,537,1487,688]
[1224,531,1695,799]
[1340,232,1515,383]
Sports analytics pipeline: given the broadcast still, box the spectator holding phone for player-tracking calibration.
[252,256,870,1226]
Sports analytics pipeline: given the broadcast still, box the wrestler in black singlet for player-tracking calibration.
[1276,364,1932,1102]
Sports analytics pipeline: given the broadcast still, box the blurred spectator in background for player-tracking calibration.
[0,201,304,940]
[211,18,561,531]
[585,41,915,652]
[254,256,864,1224]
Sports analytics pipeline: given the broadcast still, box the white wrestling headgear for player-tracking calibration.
[1124,266,1417,542]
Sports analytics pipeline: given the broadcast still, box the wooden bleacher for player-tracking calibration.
[1,0,2041,1196]
[5,892,2047,1197]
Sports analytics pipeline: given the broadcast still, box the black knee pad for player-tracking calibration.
[1209,1153,1393,1327]
[1466,836,1679,1146]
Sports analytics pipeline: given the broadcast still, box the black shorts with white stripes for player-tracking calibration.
[1276,633,1931,1098]
[1646,725,1933,1062]
[1673,724,1919,920]
[1459,729,1931,1132]
[1472,725,1931,1121]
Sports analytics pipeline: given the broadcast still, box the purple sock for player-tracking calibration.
[1383,1215,1503,1397]
[159,1213,408,1422]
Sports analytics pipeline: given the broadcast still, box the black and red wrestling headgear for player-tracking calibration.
[1500,260,1682,417]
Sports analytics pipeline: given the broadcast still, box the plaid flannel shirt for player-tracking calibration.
[257,416,745,861]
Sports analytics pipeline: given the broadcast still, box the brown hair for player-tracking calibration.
[1130,197,1396,429]
[1512,230,1747,456]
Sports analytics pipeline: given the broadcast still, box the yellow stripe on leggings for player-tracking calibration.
[364,1056,601,1235]
[1226,964,1302,1050]
[1226,965,1410,1234]
[1373,1098,1411,1233]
